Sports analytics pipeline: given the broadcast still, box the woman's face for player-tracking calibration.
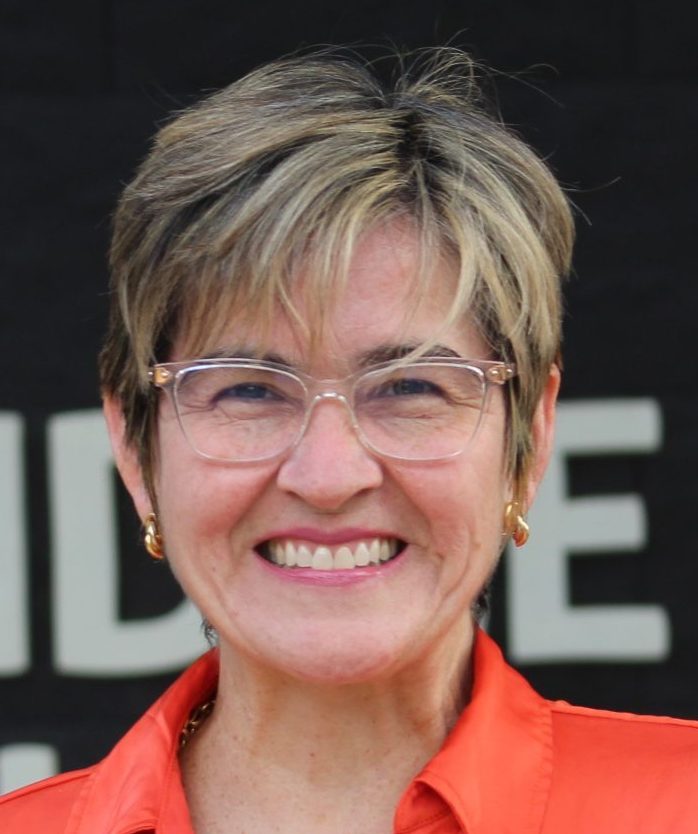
[108,221,557,685]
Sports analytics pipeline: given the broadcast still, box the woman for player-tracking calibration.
[2,48,697,833]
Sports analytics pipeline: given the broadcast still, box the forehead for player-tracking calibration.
[173,222,482,370]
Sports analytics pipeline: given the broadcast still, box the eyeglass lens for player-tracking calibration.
[172,363,488,462]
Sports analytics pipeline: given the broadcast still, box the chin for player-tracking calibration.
[282,650,401,686]
[244,630,411,686]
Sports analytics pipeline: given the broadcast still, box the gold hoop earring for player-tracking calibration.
[144,512,164,560]
[504,501,530,548]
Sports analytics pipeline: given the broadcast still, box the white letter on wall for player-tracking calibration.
[49,410,204,675]
[508,399,670,663]
[0,413,29,675]
[0,744,58,793]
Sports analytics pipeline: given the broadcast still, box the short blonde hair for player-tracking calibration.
[101,48,574,496]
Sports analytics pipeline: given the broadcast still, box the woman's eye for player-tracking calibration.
[380,378,442,397]
[215,383,280,401]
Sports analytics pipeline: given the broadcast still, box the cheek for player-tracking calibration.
[397,454,509,564]
[154,463,276,601]
[153,436,276,555]
[415,458,508,522]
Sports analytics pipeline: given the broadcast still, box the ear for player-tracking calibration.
[522,364,560,510]
[103,395,153,521]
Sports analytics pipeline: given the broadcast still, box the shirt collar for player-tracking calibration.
[395,629,553,834]
[70,631,552,834]
[70,650,218,834]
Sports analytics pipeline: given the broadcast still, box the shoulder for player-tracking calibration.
[551,699,698,764]
[0,768,93,832]
[0,651,218,833]
[544,701,698,831]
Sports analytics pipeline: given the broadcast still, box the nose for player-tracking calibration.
[276,395,383,511]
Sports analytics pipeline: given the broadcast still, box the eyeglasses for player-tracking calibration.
[148,357,516,463]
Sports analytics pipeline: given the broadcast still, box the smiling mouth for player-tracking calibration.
[257,538,405,570]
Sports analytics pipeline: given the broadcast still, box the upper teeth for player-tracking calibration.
[268,539,399,570]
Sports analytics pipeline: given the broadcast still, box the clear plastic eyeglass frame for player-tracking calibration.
[148,357,517,464]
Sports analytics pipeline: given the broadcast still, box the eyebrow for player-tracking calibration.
[355,343,463,367]
[199,343,463,369]
[201,346,292,367]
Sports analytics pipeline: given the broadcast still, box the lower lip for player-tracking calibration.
[255,551,405,586]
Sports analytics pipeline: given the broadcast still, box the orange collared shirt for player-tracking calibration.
[3,630,698,833]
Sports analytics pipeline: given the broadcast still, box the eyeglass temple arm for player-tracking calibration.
[484,364,516,384]
[149,367,173,387]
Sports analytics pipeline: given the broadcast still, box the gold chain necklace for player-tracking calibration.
[179,698,216,749]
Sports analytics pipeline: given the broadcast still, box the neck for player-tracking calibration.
[181,619,476,834]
